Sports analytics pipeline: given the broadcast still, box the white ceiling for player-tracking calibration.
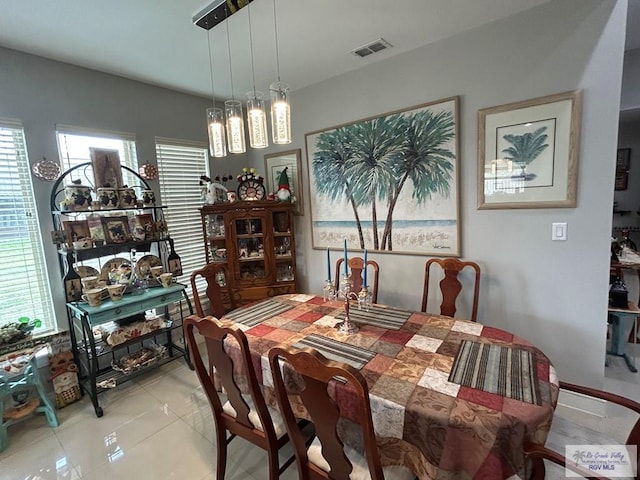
[0,0,637,101]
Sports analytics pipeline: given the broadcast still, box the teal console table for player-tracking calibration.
[1,346,58,452]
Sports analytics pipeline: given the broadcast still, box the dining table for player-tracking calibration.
[217,294,559,479]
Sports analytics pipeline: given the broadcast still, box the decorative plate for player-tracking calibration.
[138,164,158,180]
[100,257,130,282]
[32,157,61,181]
[75,265,99,278]
[135,254,162,278]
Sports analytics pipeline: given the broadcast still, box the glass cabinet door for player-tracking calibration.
[234,216,267,283]
[273,211,295,282]
[205,213,226,262]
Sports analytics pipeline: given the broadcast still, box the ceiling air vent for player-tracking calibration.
[351,38,393,58]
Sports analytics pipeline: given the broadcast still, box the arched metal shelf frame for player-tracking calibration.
[50,163,152,212]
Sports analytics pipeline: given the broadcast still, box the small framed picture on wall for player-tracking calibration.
[615,148,631,191]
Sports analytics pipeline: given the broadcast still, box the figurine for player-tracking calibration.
[50,351,81,408]
[200,175,229,204]
[276,167,296,203]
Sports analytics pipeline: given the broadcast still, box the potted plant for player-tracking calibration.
[0,317,42,346]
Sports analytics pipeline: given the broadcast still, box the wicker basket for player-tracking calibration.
[111,344,166,375]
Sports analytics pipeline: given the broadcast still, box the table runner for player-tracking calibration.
[293,333,376,370]
[223,299,294,327]
[448,340,540,405]
[334,304,413,331]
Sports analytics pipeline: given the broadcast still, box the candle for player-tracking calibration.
[363,249,368,287]
[326,247,331,281]
[343,238,348,275]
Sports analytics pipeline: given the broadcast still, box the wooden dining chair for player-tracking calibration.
[190,263,236,318]
[421,258,481,322]
[335,257,380,303]
[183,315,296,480]
[523,381,640,480]
[268,345,416,480]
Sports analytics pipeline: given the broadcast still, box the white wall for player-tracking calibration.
[0,47,213,327]
[246,0,627,386]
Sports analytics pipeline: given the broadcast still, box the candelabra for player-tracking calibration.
[357,286,372,311]
[334,273,361,334]
[323,279,336,301]
[322,274,372,334]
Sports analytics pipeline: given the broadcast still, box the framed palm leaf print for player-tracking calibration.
[477,90,582,209]
[305,96,460,257]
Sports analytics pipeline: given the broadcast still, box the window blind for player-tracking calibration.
[155,138,209,300]
[0,119,55,331]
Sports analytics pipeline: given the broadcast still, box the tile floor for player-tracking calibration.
[605,342,640,399]
[2,350,639,480]
[0,359,300,480]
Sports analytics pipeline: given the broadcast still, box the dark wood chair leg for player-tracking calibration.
[267,448,280,480]
[216,430,228,480]
[529,458,545,480]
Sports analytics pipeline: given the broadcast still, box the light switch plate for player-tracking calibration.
[552,222,567,241]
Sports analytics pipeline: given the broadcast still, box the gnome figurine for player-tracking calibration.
[276,167,293,202]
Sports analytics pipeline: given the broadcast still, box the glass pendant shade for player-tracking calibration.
[224,100,246,154]
[270,82,291,144]
[246,92,269,148]
[206,108,227,157]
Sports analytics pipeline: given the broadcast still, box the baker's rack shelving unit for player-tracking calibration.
[50,162,192,417]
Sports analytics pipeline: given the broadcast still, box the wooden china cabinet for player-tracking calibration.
[199,201,297,305]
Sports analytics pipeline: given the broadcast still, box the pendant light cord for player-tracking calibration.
[273,0,281,82]
[225,6,236,101]
[206,22,216,106]
[247,4,257,94]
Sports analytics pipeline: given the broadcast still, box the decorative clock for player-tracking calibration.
[237,178,266,201]
[236,167,266,201]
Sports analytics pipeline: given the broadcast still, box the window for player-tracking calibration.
[56,125,138,188]
[0,119,55,331]
[55,126,139,275]
[155,138,208,295]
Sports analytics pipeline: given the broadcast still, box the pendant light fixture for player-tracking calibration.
[224,7,246,154]
[245,3,268,149]
[270,0,292,144]
[205,20,227,158]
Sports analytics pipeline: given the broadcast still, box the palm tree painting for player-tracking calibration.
[306,97,459,255]
[501,126,549,180]
[495,118,556,187]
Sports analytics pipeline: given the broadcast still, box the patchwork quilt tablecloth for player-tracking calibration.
[219,294,559,480]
